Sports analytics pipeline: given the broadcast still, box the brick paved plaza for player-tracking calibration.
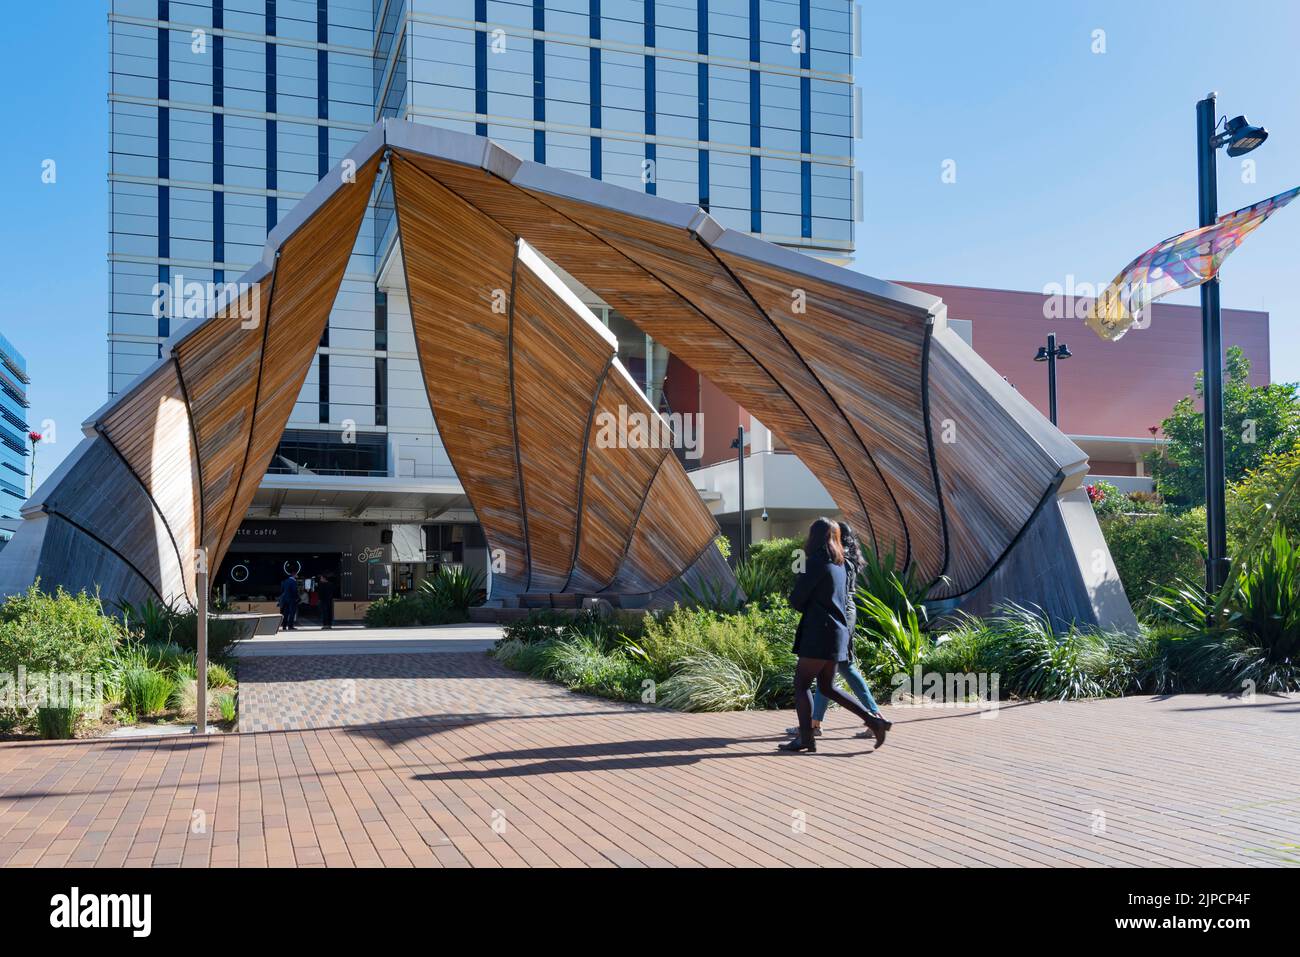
[0,652,1296,867]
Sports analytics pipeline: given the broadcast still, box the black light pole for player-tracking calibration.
[731,426,747,564]
[1033,333,1071,427]
[1196,93,1269,594]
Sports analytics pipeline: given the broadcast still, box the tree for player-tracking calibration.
[1147,346,1300,508]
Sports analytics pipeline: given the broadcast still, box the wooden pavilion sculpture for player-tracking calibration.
[0,121,1135,629]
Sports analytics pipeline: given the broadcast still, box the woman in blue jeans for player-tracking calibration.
[787,523,893,739]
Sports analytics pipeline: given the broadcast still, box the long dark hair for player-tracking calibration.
[838,522,861,578]
[805,517,844,566]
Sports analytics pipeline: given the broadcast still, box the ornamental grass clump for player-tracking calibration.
[121,666,175,718]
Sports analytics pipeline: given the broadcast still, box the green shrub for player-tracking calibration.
[495,599,798,711]
[501,610,573,644]
[36,706,80,739]
[681,578,743,613]
[144,641,189,673]
[924,617,996,676]
[501,609,641,649]
[734,558,785,603]
[1101,508,1206,611]
[1228,447,1300,547]
[0,585,121,678]
[364,594,420,627]
[1087,479,1126,515]
[118,598,241,661]
[365,590,470,628]
[173,658,197,684]
[121,667,175,717]
[743,537,802,598]
[635,601,791,683]
[492,635,556,673]
[857,545,930,612]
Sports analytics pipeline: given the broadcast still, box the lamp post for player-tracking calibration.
[1033,333,1071,427]
[730,426,747,564]
[1197,92,1268,594]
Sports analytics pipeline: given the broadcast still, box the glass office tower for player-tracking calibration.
[108,1,857,512]
[0,335,30,528]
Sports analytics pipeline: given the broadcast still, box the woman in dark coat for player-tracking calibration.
[787,522,890,739]
[780,518,888,752]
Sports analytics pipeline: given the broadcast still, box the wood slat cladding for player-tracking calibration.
[926,334,1060,595]
[395,153,880,554]
[510,260,609,592]
[606,458,721,596]
[569,374,673,592]
[390,155,528,593]
[173,280,270,560]
[718,252,944,580]
[536,193,898,557]
[391,153,724,601]
[95,360,200,602]
[210,155,382,572]
[39,440,188,602]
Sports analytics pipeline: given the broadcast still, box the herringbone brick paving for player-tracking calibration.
[0,652,1295,867]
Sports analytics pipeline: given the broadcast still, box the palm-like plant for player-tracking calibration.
[418,565,485,611]
[856,582,931,690]
[856,544,931,615]
[734,558,783,603]
[681,578,742,613]
[1233,527,1300,660]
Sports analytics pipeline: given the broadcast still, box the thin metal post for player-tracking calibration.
[1046,333,1059,426]
[735,426,747,564]
[195,548,208,734]
[1197,93,1229,595]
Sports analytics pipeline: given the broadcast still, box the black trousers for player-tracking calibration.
[321,601,334,628]
[793,657,873,742]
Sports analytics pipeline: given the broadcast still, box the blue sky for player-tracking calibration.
[2,1,1298,484]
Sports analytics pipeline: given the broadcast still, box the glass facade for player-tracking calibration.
[0,335,30,524]
[109,0,857,482]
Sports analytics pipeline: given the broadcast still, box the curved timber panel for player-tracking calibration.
[210,155,382,572]
[603,454,723,598]
[95,359,200,604]
[510,259,611,593]
[38,438,188,603]
[392,152,726,601]
[173,279,271,563]
[925,328,1070,597]
[718,252,943,580]
[568,371,674,593]
[389,153,528,593]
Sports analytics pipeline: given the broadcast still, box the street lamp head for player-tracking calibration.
[1033,346,1050,362]
[1224,115,1268,157]
[1056,343,1072,360]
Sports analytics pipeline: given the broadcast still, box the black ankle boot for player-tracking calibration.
[864,713,887,749]
[779,735,816,753]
